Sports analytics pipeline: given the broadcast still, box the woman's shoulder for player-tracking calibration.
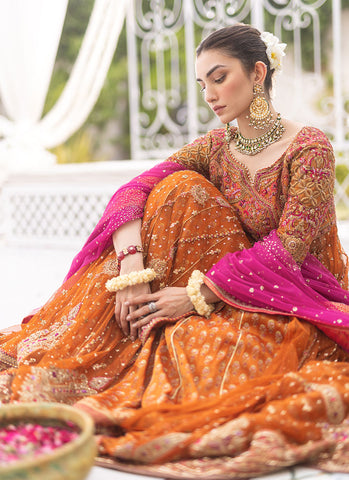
[283,121,335,171]
[285,121,333,153]
[196,127,227,155]
[187,127,225,148]
[207,127,226,143]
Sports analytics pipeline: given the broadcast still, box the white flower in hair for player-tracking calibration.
[261,31,287,72]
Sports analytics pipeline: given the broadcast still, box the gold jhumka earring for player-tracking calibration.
[249,84,272,129]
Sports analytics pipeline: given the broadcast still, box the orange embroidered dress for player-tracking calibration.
[1,127,349,479]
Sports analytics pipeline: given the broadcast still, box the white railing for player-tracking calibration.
[1,161,156,247]
[1,151,348,248]
[127,0,348,158]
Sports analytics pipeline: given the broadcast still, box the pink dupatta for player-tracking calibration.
[205,230,349,351]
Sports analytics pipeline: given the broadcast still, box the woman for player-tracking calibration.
[1,24,349,478]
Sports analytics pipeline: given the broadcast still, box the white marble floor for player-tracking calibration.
[1,220,349,480]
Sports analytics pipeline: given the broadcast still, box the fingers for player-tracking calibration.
[126,300,158,323]
[127,301,155,340]
[128,301,164,340]
[129,319,139,341]
[114,301,122,330]
[115,301,142,337]
[121,301,132,336]
[127,304,138,340]
[113,283,152,337]
[126,292,159,307]
[131,315,158,336]
[116,287,195,341]
[115,301,131,336]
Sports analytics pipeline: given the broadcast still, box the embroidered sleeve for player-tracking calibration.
[277,142,336,264]
[166,132,213,177]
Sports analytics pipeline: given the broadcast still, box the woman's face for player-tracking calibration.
[195,49,255,124]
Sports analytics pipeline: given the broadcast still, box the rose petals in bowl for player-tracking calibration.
[0,402,97,480]
[0,422,79,464]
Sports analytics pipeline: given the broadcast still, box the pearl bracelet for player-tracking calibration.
[186,270,214,318]
[106,268,157,292]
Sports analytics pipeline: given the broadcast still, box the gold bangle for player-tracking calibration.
[186,270,214,318]
[106,268,157,292]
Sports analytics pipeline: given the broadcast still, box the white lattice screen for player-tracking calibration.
[1,161,155,247]
[5,187,113,245]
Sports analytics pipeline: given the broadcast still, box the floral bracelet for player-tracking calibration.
[106,268,157,292]
[186,270,214,318]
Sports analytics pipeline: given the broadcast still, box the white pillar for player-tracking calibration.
[332,0,344,149]
[251,0,265,31]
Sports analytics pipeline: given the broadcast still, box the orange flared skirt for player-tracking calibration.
[1,171,349,478]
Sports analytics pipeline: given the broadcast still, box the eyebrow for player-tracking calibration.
[196,64,227,82]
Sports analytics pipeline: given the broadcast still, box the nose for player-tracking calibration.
[204,85,217,104]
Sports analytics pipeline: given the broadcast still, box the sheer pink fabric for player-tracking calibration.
[205,230,349,350]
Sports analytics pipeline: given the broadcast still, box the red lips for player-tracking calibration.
[213,105,225,114]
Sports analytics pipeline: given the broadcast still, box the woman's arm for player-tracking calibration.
[112,219,150,337]
[112,219,143,266]
[276,140,336,263]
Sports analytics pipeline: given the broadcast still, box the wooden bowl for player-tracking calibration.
[0,402,97,480]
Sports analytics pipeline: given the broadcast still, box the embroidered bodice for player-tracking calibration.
[167,126,348,286]
[210,145,286,242]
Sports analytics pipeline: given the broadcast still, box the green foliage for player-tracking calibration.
[335,161,349,219]
[52,131,102,164]
[336,163,349,184]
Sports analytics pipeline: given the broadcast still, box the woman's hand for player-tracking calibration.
[125,287,194,340]
[114,282,151,337]
[113,244,148,337]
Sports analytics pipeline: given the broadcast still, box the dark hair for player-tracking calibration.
[196,24,274,97]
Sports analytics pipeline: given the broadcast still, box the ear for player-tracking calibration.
[253,61,267,85]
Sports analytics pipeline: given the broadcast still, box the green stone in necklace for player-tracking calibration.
[226,114,285,156]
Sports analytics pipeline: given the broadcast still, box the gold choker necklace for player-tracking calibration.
[225,114,285,156]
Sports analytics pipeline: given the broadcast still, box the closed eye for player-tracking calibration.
[215,75,225,84]
[198,73,225,93]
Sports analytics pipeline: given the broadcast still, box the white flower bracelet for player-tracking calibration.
[186,270,214,318]
[106,268,157,292]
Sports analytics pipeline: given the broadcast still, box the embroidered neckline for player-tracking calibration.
[224,126,307,185]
